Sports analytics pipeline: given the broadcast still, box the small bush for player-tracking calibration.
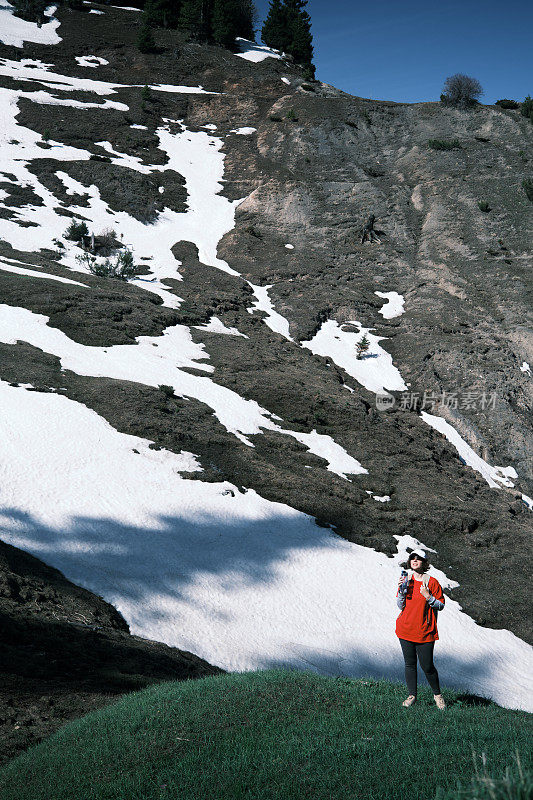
[158,384,175,398]
[522,178,533,202]
[495,99,519,109]
[138,24,157,54]
[478,201,491,212]
[76,248,140,280]
[428,139,462,151]
[141,84,152,102]
[520,95,533,119]
[440,74,483,108]
[285,108,298,121]
[65,219,89,242]
[89,153,111,162]
[98,227,118,255]
[42,129,50,142]
[269,114,282,122]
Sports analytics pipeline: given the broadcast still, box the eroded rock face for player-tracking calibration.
[0,2,531,744]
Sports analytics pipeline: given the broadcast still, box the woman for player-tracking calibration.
[396,548,446,709]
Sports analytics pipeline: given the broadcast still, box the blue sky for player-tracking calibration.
[255,0,533,104]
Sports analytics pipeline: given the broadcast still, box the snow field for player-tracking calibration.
[0,4,61,48]
[0,304,366,477]
[0,379,530,711]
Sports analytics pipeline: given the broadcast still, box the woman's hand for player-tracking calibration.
[420,584,430,599]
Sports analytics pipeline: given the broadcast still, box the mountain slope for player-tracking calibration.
[0,0,531,733]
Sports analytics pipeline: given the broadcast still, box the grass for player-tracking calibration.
[0,669,530,800]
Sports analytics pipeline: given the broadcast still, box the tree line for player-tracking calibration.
[139,0,257,50]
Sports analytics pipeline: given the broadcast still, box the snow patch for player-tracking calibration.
[375,291,405,319]
[520,361,531,375]
[235,38,282,63]
[0,379,530,712]
[193,316,248,338]
[229,127,257,135]
[301,319,407,395]
[0,259,87,286]
[421,412,518,490]
[75,55,109,68]
[0,3,61,47]
[285,244,294,249]
[247,283,293,341]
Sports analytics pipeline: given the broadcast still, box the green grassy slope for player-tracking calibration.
[0,669,530,800]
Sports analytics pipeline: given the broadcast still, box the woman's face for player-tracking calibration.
[410,556,422,570]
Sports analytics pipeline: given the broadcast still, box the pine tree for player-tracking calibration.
[262,0,315,75]
[261,0,288,52]
[356,335,370,360]
[235,0,256,40]
[283,0,314,74]
[137,24,157,52]
[212,0,239,48]
[179,0,213,41]
[142,0,182,29]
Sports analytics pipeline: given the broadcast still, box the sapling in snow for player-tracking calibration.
[356,335,370,359]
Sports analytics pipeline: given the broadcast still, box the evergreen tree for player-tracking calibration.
[283,0,314,73]
[137,23,157,52]
[178,0,213,40]
[262,0,315,76]
[142,0,182,28]
[235,0,256,40]
[261,0,288,51]
[356,335,370,360]
[212,0,239,48]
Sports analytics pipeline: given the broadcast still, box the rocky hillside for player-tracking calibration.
[0,0,532,758]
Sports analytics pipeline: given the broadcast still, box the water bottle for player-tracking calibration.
[399,569,409,596]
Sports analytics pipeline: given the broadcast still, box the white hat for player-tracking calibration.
[408,548,426,560]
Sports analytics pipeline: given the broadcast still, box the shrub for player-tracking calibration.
[440,74,483,108]
[522,179,533,202]
[520,95,533,118]
[158,384,175,398]
[76,248,140,280]
[428,139,462,151]
[495,99,519,109]
[478,201,491,212]
[89,153,111,162]
[64,219,89,242]
[269,114,282,122]
[138,24,157,53]
[285,108,298,121]
[141,84,152,102]
[98,227,118,255]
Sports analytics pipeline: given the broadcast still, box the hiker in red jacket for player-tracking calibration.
[396,548,446,709]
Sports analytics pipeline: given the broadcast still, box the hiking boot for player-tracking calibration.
[434,694,446,710]
[402,695,416,707]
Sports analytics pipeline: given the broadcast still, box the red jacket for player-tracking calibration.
[396,576,444,643]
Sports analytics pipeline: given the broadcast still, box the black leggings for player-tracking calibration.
[399,638,441,696]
